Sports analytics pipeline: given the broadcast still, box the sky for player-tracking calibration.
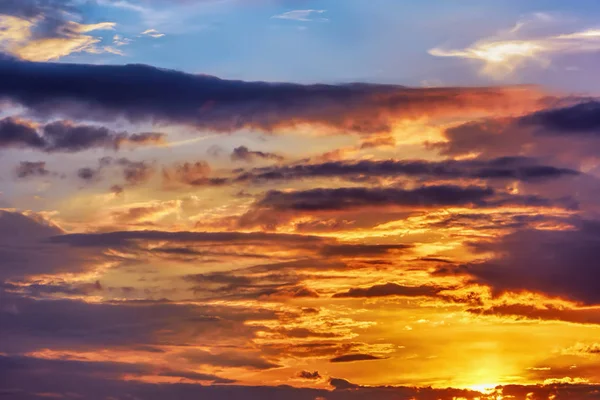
[5,1,600,399]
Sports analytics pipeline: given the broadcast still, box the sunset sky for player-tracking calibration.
[4,1,600,400]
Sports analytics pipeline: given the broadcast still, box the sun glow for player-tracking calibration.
[469,383,500,393]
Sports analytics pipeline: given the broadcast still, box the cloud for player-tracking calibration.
[429,17,600,77]
[0,210,106,281]
[320,244,411,257]
[466,303,600,326]
[78,157,156,186]
[435,103,600,165]
[0,15,116,61]
[0,0,75,18]
[332,283,443,298]
[162,161,216,187]
[271,10,328,22]
[234,184,569,230]
[49,229,328,249]
[519,101,600,136]
[0,117,45,148]
[0,354,233,385]
[230,157,580,184]
[0,117,166,152]
[463,219,600,305]
[110,200,181,224]
[297,370,321,380]
[0,290,278,353]
[141,28,165,38]
[0,58,545,134]
[15,161,51,178]
[329,354,386,363]
[113,158,155,185]
[181,349,280,370]
[184,267,321,301]
[42,121,165,152]
[255,186,494,212]
[4,353,600,400]
[231,146,284,163]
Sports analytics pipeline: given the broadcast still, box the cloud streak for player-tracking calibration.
[271,10,328,22]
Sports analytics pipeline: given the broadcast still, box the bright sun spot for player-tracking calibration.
[469,383,500,393]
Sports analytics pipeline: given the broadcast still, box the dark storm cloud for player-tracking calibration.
[333,283,443,298]
[0,57,543,134]
[231,146,285,162]
[519,101,600,135]
[0,117,165,152]
[329,354,386,363]
[464,219,600,305]
[50,229,327,248]
[231,157,580,184]
[255,185,495,211]
[14,161,51,178]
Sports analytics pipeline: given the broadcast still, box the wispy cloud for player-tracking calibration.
[430,14,600,78]
[271,9,328,22]
[141,28,165,38]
